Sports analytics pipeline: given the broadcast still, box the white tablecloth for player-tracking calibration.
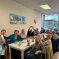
[9,39,35,59]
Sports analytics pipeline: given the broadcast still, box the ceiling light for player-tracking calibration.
[40,4,51,10]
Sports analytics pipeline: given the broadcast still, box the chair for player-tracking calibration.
[5,39,10,59]
[5,46,7,59]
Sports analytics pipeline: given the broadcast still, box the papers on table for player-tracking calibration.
[12,39,35,48]
[40,33,47,38]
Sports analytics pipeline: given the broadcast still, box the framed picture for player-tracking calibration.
[10,13,26,24]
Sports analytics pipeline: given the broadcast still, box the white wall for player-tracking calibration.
[0,0,41,36]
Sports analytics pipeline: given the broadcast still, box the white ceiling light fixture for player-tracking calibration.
[40,4,51,10]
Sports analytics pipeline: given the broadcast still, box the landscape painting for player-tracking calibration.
[10,13,26,24]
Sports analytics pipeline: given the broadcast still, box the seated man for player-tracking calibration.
[55,29,59,36]
[50,28,53,34]
[20,29,27,39]
[52,31,58,40]
[40,27,45,34]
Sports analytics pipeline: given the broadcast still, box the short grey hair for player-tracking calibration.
[1,29,6,32]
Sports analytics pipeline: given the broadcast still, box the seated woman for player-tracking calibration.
[27,26,35,37]
[40,27,45,34]
[46,30,50,34]
[7,30,23,44]
[25,35,45,59]
[7,30,23,59]
[0,29,6,59]
[36,28,39,34]
[20,29,27,39]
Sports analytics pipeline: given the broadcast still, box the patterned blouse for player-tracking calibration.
[0,35,5,55]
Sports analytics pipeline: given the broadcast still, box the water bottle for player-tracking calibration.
[27,38,29,42]
[27,38,30,46]
[27,42,30,46]
[32,37,34,42]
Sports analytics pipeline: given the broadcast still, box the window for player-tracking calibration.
[43,14,59,30]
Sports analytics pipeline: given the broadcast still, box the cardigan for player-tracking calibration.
[43,39,52,46]
[30,43,45,54]
[7,34,23,44]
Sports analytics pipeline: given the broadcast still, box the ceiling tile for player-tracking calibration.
[13,0,59,13]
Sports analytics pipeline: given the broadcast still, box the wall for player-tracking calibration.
[0,0,41,36]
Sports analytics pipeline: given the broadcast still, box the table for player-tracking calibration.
[9,39,35,59]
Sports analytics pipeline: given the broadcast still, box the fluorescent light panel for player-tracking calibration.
[40,4,51,10]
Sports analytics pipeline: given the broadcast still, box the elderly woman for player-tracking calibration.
[43,34,53,59]
[25,35,45,59]
[7,30,23,44]
[40,30,50,41]
[0,29,6,59]
[46,30,50,34]
[36,28,39,34]
[20,29,27,39]
[7,30,23,59]
[43,34,52,45]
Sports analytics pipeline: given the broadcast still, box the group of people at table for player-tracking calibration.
[0,26,59,59]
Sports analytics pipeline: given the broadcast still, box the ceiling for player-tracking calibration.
[13,0,59,14]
